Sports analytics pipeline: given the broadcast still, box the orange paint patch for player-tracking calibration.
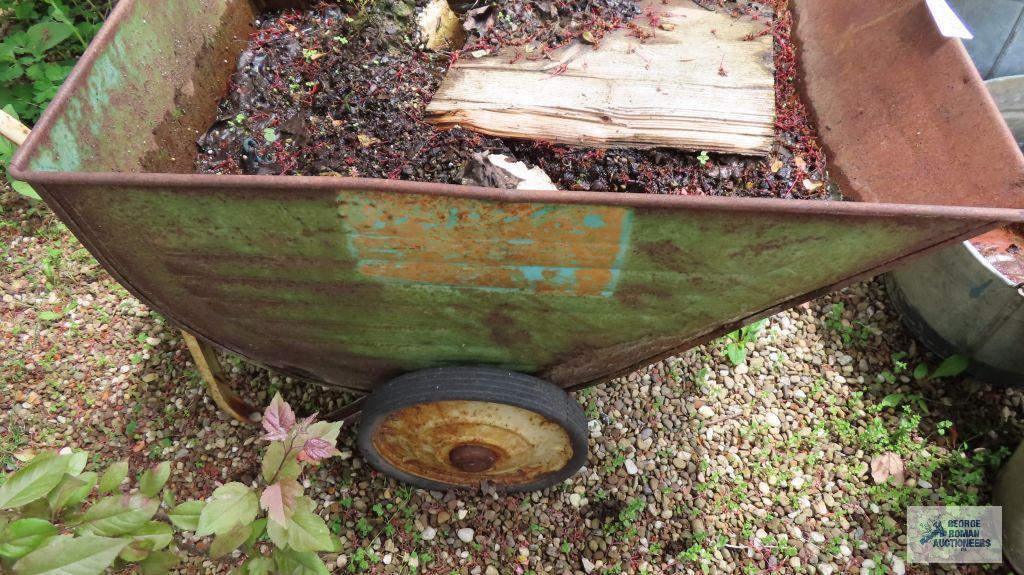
[342,193,629,296]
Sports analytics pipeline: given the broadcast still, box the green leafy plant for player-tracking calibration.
[0,394,345,574]
[696,150,710,166]
[912,354,970,381]
[0,0,111,123]
[721,319,766,366]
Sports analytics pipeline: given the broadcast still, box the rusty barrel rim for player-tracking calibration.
[356,367,589,491]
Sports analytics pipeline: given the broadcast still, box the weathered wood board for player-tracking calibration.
[425,0,775,156]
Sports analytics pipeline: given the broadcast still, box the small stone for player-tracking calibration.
[810,532,825,544]
[457,528,475,543]
[791,476,805,490]
[764,412,782,427]
[819,564,836,575]
[569,493,583,508]
[625,459,639,475]
[582,557,596,573]
[485,567,499,575]
[891,556,906,575]
[141,373,158,383]
[421,527,436,541]
[698,405,715,418]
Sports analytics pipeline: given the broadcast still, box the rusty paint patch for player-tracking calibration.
[342,193,632,297]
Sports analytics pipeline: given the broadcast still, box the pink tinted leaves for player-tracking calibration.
[262,393,296,441]
[297,437,340,463]
[260,478,302,525]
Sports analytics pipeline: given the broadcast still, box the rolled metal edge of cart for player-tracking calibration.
[7,0,1024,394]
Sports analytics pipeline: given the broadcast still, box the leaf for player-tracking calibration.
[273,548,330,575]
[246,556,274,575]
[0,519,58,559]
[12,535,128,575]
[118,539,153,563]
[266,515,288,549]
[196,483,258,537]
[166,500,204,531]
[261,442,286,483]
[47,472,97,514]
[263,393,296,441]
[97,461,129,494]
[356,134,380,148]
[260,479,302,525]
[210,523,252,559]
[0,452,70,510]
[138,550,180,575]
[263,127,279,143]
[74,495,159,537]
[23,20,76,56]
[870,452,905,485]
[304,421,342,447]
[878,393,904,410]
[725,343,746,366]
[130,522,173,551]
[913,363,929,380]
[244,518,267,550]
[929,355,970,380]
[138,462,170,498]
[37,311,61,322]
[64,452,88,477]
[285,509,335,553]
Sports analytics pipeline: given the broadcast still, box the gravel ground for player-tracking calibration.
[2,188,1022,574]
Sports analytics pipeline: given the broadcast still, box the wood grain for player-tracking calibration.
[426,0,775,155]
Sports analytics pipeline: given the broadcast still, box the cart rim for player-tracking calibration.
[369,400,575,487]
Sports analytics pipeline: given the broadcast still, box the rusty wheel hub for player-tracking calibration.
[370,400,574,488]
[448,444,499,472]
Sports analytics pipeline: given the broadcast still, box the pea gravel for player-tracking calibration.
[2,189,1022,574]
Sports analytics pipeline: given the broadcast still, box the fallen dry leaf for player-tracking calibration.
[802,179,823,191]
[357,134,381,148]
[770,159,784,173]
[794,156,807,171]
[870,451,905,485]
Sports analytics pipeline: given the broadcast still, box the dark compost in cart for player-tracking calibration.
[195,0,833,200]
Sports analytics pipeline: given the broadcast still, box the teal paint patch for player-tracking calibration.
[530,206,554,219]
[519,266,577,287]
[584,214,607,229]
[602,209,635,297]
[507,239,534,245]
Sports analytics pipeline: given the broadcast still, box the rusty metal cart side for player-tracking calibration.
[10,0,1024,490]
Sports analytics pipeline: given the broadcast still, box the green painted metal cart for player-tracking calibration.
[10,0,1024,490]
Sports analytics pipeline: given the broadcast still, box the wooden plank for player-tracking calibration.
[426,0,775,156]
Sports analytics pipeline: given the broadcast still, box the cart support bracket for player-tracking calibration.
[181,331,260,425]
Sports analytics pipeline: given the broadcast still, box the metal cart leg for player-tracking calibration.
[181,331,260,424]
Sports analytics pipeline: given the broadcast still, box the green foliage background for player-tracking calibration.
[0,0,113,124]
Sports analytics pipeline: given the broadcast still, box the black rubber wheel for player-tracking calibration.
[357,367,589,492]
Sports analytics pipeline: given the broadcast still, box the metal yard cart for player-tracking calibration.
[8,0,1024,491]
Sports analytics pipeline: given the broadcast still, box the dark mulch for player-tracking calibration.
[195,0,832,200]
